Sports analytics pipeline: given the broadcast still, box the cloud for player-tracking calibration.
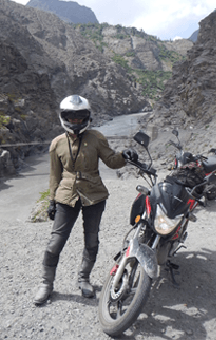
[173,36,183,40]
[130,0,215,39]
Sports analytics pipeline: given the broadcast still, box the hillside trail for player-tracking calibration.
[0,114,216,340]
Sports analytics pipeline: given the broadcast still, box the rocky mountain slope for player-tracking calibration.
[0,0,147,116]
[151,10,216,131]
[26,0,98,24]
[73,23,193,100]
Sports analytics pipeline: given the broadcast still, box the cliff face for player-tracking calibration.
[26,0,99,24]
[84,25,193,72]
[152,11,216,129]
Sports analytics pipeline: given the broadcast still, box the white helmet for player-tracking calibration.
[59,95,91,135]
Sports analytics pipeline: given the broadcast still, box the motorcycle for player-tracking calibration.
[169,129,216,201]
[98,130,216,337]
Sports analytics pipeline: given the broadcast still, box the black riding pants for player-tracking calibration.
[43,199,106,268]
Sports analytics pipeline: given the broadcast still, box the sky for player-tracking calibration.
[12,0,216,40]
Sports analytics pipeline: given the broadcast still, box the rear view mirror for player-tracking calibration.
[209,148,216,154]
[133,131,150,148]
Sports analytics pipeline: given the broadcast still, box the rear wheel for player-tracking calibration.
[98,258,152,337]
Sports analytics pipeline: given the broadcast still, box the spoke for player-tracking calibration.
[130,288,137,294]
[116,301,123,318]
[107,299,121,319]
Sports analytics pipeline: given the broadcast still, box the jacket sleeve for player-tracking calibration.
[97,132,126,169]
[49,140,63,201]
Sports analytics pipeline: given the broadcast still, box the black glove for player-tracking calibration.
[122,148,138,162]
[47,200,56,221]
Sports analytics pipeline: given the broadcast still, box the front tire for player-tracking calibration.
[98,259,152,337]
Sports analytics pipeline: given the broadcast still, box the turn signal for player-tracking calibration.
[135,215,141,223]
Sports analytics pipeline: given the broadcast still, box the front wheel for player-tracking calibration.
[98,258,152,337]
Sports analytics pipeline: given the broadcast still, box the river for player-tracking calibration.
[96,112,146,136]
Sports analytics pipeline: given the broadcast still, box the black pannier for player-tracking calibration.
[169,162,206,189]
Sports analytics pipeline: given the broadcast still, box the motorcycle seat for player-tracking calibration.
[203,156,216,173]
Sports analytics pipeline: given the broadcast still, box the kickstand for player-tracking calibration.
[165,260,179,287]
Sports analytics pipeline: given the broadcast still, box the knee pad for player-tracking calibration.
[46,233,66,255]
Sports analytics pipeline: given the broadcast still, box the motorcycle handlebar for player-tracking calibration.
[127,159,157,176]
[168,139,182,150]
[194,154,208,161]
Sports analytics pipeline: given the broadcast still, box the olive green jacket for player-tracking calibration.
[49,129,126,207]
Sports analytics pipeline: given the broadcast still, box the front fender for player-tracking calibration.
[129,238,158,279]
[112,238,158,290]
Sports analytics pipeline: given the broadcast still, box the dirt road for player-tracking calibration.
[0,119,216,339]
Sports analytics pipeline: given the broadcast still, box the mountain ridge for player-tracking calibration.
[26,0,98,24]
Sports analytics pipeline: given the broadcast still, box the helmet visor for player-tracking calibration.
[61,109,90,120]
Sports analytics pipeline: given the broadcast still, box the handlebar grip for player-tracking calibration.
[139,162,148,170]
[127,160,157,177]
[149,167,157,175]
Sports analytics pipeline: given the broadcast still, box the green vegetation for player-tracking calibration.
[135,70,172,98]
[0,112,10,129]
[158,43,185,63]
[109,54,172,100]
[126,51,136,57]
[72,22,148,47]
[7,93,17,102]
[112,54,131,71]
[32,189,50,222]
[38,188,50,202]
[75,23,109,52]
[15,107,22,112]
[111,53,172,100]
[20,114,26,120]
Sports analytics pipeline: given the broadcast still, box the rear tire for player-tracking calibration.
[98,259,152,337]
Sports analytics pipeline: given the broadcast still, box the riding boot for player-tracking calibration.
[34,265,56,305]
[78,259,95,298]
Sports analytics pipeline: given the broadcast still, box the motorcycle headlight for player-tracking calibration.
[154,205,181,235]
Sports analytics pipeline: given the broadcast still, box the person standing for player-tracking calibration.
[34,94,138,305]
